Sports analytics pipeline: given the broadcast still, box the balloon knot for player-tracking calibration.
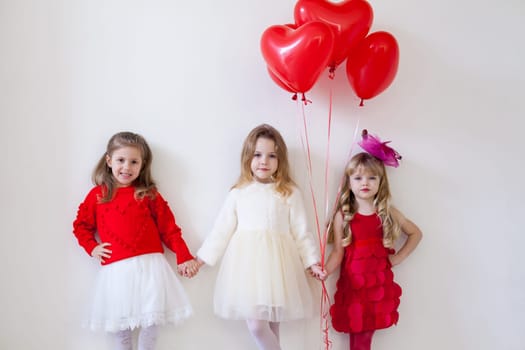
[328,66,336,80]
[292,93,298,101]
[302,93,312,105]
[359,99,364,107]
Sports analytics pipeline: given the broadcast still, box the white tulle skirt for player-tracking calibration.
[213,229,315,322]
[85,253,192,332]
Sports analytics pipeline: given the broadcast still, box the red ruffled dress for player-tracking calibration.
[330,212,402,333]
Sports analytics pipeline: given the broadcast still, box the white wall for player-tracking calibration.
[1,0,523,349]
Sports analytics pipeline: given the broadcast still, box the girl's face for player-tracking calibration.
[349,166,380,202]
[250,137,278,183]
[106,146,143,187]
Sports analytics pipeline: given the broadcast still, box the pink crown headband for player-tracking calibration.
[358,129,402,168]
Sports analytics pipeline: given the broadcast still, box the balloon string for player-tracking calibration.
[294,92,362,350]
[323,126,361,350]
[297,102,331,350]
[320,281,332,350]
[322,88,333,263]
[318,85,335,350]
[294,100,331,331]
[325,118,361,236]
[298,103,322,244]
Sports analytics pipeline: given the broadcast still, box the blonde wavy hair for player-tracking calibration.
[92,131,156,203]
[233,124,295,197]
[328,152,400,247]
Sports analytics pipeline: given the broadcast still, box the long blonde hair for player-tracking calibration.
[92,131,156,202]
[328,152,400,247]
[233,124,295,197]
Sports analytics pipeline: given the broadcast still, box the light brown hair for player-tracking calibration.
[234,124,295,196]
[328,152,400,247]
[92,131,156,202]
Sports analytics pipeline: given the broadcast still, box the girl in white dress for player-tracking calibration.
[196,124,323,350]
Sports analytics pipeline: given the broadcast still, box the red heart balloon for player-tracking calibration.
[294,0,373,70]
[267,67,296,93]
[345,31,400,103]
[265,24,298,94]
[261,22,334,93]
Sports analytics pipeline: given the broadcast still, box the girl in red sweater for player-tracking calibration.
[73,131,200,350]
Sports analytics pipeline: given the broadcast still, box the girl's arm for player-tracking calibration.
[152,194,202,278]
[72,187,102,257]
[289,188,320,269]
[197,190,238,266]
[389,207,423,266]
[322,211,345,278]
[150,192,194,265]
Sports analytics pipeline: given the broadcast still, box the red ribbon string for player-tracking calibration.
[294,88,362,350]
[320,285,332,350]
[318,116,361,350]
[299,103,322,243]
[325,119,362,238]
[323,88,333,247]
[319,86,334,350]
[296,97,332,350]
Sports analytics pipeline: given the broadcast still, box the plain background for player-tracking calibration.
[1,0,523,349]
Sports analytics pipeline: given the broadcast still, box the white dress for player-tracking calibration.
[197,182,320,322]
[87,253,193,332]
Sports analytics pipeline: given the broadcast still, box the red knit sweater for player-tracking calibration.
[73,185,194,265]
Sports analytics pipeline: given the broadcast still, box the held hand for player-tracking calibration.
[308,263,327,281]
[177,259,201,278]
[195,257,205,269]
[176,262,190,277]
[91,243,112,263]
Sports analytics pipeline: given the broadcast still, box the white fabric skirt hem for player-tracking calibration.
[214,305,313,322]
[85,253,192,332]
[213,230,316,322]
[84,307,193,332]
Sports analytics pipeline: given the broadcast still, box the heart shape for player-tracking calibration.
[294,0,373,69]
[346,31,400,103]
[261,21,334,93]
[266,66,295,93]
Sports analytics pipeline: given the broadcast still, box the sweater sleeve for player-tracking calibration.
[72,187,100,257]
[288,187,320,269]
[150,192,194,264]
[197,190,238,266]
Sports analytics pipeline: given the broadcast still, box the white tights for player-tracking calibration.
[246,320,281,350]
[114,325,159,350]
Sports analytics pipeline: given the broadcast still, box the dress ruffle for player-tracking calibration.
[330,215,402,333]
[85,253,192,332]
[213,229,314,321]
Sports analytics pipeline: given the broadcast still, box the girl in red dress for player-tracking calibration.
[321,131,422,350]
[73,131,200,350]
